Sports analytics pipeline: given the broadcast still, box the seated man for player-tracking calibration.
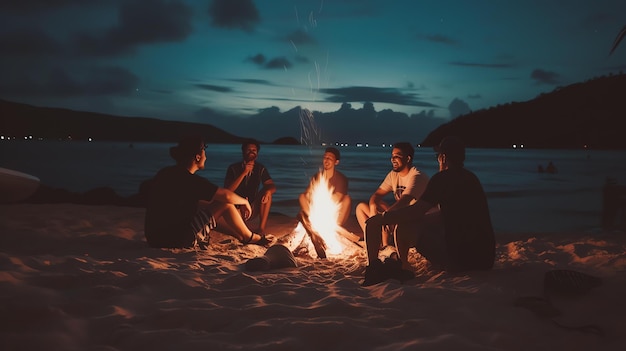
[299,147,351,227]
[363,136,495,286]
[144,135,272,249]
[355,142,429,245]
[224,139,276,235]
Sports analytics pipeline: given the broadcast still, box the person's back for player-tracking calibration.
[421,167,495,270]
[145,166,201,247]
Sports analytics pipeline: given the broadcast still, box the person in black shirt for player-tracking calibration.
[363,136,495,286]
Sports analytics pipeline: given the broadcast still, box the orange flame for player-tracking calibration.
[306,172,346,255]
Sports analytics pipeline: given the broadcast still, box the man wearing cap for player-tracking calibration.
[299,147,351,227]
[144,135,272,249]
[224,138,276,235]
[362,136,495,286]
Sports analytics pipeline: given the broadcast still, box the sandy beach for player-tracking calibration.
[1,203,625,351]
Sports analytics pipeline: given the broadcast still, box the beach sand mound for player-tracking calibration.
[1,204,625,351]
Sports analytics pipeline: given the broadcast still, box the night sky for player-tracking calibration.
[1,1,625,143]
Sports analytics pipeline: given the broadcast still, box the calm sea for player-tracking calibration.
[2,141,626,234]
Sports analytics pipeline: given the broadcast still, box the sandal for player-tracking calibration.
[243,232,272,248]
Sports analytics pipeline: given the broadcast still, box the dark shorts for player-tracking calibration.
[191,208,217,246]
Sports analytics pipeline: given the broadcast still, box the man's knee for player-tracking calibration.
[356,202,369,216]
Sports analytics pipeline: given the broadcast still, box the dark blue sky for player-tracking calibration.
[1,0,625,143]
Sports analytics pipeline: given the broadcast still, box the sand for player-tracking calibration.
[1,203,625,351]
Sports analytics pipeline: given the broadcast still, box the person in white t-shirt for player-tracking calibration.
[355,142,429,248]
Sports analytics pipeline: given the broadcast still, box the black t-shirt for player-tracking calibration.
[420,167,495,269]
[224,162,272,203]
[144,165,218,248]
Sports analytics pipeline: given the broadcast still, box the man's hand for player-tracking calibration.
[261,190,272,204]
[366,213,384,226]
[244,161,254,176]
[238,199,252,220]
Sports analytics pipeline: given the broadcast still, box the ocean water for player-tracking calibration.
[2,141,626,233]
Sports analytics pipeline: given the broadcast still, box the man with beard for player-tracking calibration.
[355,142,430,246]
[224,138,276,235]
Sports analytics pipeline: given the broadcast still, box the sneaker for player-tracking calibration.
[379,245,397,260]
[383,255,415,283]
[362,259,390,287]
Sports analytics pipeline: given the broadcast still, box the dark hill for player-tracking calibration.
[0,100,248,144]
[423,74,626,149]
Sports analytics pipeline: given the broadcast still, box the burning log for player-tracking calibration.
[296,211,327,259]
[336,226,362,244]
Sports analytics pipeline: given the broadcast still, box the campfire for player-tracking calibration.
[279,172,359,258]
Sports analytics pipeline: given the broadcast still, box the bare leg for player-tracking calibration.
[357,201,391,245]
[355,202,371,234]
[257,195,272,232]
[209,201,253,242]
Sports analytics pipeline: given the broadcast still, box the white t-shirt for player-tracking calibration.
[379,166,429,204]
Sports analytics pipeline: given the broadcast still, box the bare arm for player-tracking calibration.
[386,194,415,212]
[368,187,389,214]
[367,198,434,226]
[213,188,252,215]
[260,179,277,203]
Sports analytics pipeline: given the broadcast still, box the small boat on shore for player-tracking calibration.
[0,167,40,203]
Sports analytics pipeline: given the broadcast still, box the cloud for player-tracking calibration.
[294,55,311,64]
[467,94,482,99]
[0,66,138,98]
[208,0,260,32]
[264,57,292,69]
[73,0,192,56]
[194,84,233,93]
[530,69,561,85]
[0,28,62,56]
[320,86,438,107]
[416,34,459,46]
[449,61,514,68]
[194,106,229,119]
[245,54,293,69]
[246,53,266,65]
[227,79,275,86]
[194,102,449,144]
[0,0,107,13]
[448,98,471,118]
[284,29,317,45]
